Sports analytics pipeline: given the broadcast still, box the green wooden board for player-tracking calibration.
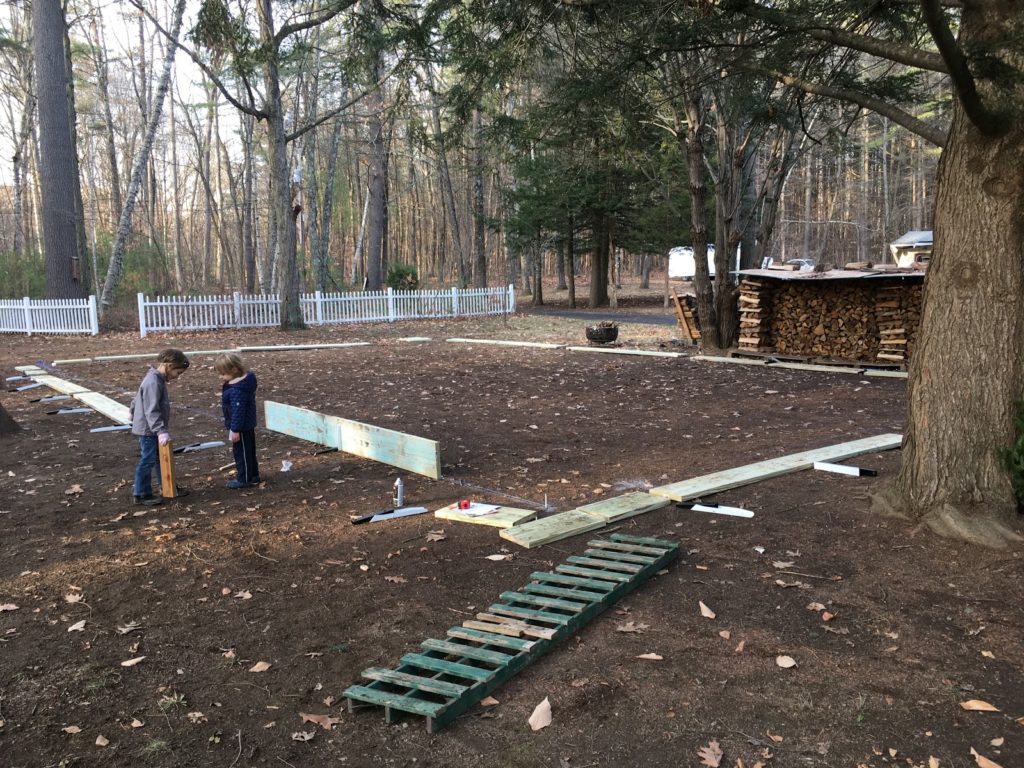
[555,565,630,583]
[529,571,617,592]
[420,639,513,666]
[434,502,537,528]
[587,539,665,556]
[446,627,536,652]
[649,433,903,502]
[264,400,441,479]
[399,653,494,683]
[499,509,607,548]
[486,603,574,625]
[344,685,444,717]
[72,392,131,425]
[582,548,656,565]
[362,668,468,698]
[573,492,670,523]
[523,582,606,602]
[566,556,642,573]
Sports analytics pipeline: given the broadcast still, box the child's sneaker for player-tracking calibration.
[133,494,163,506]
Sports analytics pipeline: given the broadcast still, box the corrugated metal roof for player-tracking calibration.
[891,230,933,247]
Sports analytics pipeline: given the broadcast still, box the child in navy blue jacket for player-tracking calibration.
[215,353,261,489]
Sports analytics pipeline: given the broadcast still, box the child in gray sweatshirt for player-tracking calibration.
[130,348,189,505]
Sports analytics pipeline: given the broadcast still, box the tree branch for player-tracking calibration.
[275,1,360,45]
[769,70,948,147]
[920,0,1009,136]
[725,0,949,74]
[126,0,266,120]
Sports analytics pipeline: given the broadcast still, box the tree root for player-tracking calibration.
[871,488,1023,548]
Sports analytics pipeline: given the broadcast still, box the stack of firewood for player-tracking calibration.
[874,283,922,365]
[769,283,879,360]
[738,279,772,351]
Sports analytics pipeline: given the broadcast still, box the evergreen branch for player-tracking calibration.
[275,1,360,46]
[920,0,1010,136]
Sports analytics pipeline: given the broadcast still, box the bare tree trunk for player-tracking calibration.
[472,107,486,287]
[100,0,185,317]
[34,0,86,298]
[169,87,185,291]
[425,63,468,286]
[89,11,123,225]
[242,113,257,292]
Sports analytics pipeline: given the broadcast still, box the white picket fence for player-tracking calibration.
[137,285,516,337]
[0,295,99,336]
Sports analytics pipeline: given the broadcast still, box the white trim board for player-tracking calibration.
[446,338,565,350]
[649,433,902,502]
[566,347,683,359]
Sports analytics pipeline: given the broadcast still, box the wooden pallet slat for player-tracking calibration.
[485,603,575,625]
[583,548,658,565]
[523,582,606,603]
[446,626,537,652]
[555,565,631,583]
[528,571,618,592]
[420,639,514,666]
[566,556,643,574]
[399,654,494,683]
[361,668,468,698]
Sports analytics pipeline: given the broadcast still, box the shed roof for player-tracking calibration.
[737,268,925,282]
[891,230,933,248]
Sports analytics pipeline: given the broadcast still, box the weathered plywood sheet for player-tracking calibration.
[650,433,902,502]
[566,347,682,359]
[446,338,564,350]
[435,503,537,528]
[572,492,670,523]
[31,375,90,394]
[264,400,441,479]
[499,510,607,548]
[73,392,131,425]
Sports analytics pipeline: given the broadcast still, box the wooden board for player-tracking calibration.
[397,337,432,343]
[446,338,565,350]
[649,433,903,502]
[434,502,537,528]
[565,347,683,358]
[52,358,93,365]
[92,353,157,361]
[572,492,670,523]
[499,510,607,549]
[72,392,131,425]
[769,362,864,374]
[237,342,371,352]
[692,355,767,367]
[264,400,441,479]
[30,375,90,394]
[159,441,177,498]
[15,365,47,374]
[864,369,908,379]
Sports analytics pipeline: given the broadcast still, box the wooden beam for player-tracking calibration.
[159,441,177,498]
[264,400,441,479]
[72,392,131,425]
[572,492,669,523]
[649,433,902,502]
[434,503,537,528]
[30,375,90,394]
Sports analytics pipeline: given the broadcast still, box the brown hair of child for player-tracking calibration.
[214,353,247,378]
[156,348,190,370]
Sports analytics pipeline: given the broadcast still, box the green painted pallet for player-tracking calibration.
[343,533,679,732]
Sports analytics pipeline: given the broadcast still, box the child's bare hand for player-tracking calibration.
[229,430,240,443]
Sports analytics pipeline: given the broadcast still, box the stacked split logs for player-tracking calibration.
[733,277,922,365]
[738,279,772,351]
[874,283,922,365]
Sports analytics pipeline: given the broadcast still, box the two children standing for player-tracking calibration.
[130,349,260,505]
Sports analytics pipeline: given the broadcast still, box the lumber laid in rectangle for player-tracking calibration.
[649,433,902,502]
[264,400,441,479]
[31,375,90,394]
[434,502,536,528]
[565,347,683,359]
[92,353,157,361]
[446,338,564,350]
[237,342,371,352]
[692,355,768,367]
[499,509,607,548]
[572,492,669,523]
[769,362,864,374]
[72,391,131,425]
[52,358,93,365]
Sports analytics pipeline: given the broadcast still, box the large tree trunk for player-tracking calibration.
[426,64,468,287]
[364,48,387,291]
[0,402,21,437]
[873,5,1024,548]
[34,0,86,299]
[472,108,487,287]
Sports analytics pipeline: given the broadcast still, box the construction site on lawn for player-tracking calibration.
[0,312,1022,768]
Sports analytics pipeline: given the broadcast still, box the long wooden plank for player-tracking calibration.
[434,502,537,528]
[159,441,177,499]
[344,685,443,717]
[499,509,607,548]
[30,375,89,394]
[446,338,564,350]
[572,492,670,523]
[649,433,903,502]
[586,539,665,556]
[446,627,536,652]
[264,400,441,479]
[529,571,617,592]
[468,615,557,640]
[555,565,630,583]
[498,591,586,613]
[566,346,683,359]
[486,603,573,625]
[523,583,606,602]
[582,548,656,566]
[72,391,131,425]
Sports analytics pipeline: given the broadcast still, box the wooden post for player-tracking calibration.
[159,440,177,498]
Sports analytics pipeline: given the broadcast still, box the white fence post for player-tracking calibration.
[387,287,396,322]
[23,297,33,336]
[507,284,516,313]
[315,290,324,325]
[88,295,99,335]
[451,286,460,318]
[137,293,148,338]
[233,292,242,328]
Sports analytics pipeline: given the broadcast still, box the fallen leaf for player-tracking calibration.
[697,739,723,767]
[131,719,144,728]
[233,590,252,600]
[221,587,232,596]
[970,748,1004,768]
[928,757,939,768]
[480,696,500,707]
[322,696,335,707]
[65,484,84,495]
[616,621,649,633]
[772,561,795,569]
[222,648,236,659]
[68,620,86,632]
[806,602,826,612]
[95,735,109,747]
[249,661,271,673]
[734,640,746,653]
[699,601,716,619]
[960,700,1000,712]
[64,592,83,604]
[291,731,315,742]
[485,554,511,561]
[299,712,341,731]
[528,697,552,731]
[0,604,17,612]
[990,737,1004,747]
[384,576,407,584]
[186,712,207,724]
[264,721,276,729]
[425,531,446,542]
[981,650,995,659]
[821,611,835,622]
[63,725,82,734]
[766,730,784,743]
[116,622,142,635]
[120,656,146,667]
[636,652,663,660]
[775,655,797,669]
[718,630,731,640]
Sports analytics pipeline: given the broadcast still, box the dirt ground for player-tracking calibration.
[1,305,1022,768]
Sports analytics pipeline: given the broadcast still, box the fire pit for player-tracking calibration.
[585,322,619,344]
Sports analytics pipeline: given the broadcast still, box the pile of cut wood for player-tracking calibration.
[874,283,922,365]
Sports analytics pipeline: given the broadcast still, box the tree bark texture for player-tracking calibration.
[34,0,85,298]
[875,3,1024,548]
